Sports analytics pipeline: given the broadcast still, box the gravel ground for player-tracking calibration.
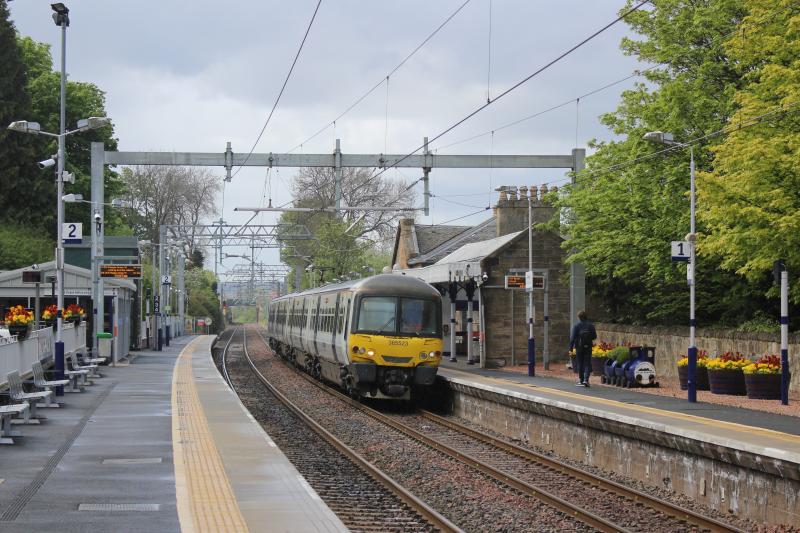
[214,328,439,533]
[448,412,800,533]
[245,329,593,533]
[500,363,800,417]
[392,412,716,532]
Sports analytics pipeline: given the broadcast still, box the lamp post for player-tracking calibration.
[63,194,126,357]
[8,114,110,392]
[527,187,536,377]
[643,131,697,403]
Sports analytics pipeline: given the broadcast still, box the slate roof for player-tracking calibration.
[408,217,497,266]
[435,230,522,264]
[414,225,470,255]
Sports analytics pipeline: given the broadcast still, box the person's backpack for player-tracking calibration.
[578,324,594,351]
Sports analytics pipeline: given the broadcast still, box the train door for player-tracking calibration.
[335,293,351,364]
[332,292,341,362]
[312,295,321,356]
[302,296,314,354]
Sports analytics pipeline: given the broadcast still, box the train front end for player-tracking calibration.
[346,279,443,399]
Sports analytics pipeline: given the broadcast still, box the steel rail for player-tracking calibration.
[241,326,462,533]
[251,329,629,533]
[420,410,745,533]
[219,326,241,389]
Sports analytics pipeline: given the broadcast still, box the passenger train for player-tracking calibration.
[266,274,443,400]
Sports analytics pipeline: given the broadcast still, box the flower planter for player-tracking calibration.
[591,357,607,376]
[67,316,82,324]
[744,373,787,400]
[8,324,29,340]
[708,369,746,396]
[678,366,710,391]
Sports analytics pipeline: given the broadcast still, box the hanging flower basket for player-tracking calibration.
[63,304,85,324]
[8,323,29,340]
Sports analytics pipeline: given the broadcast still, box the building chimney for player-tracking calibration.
[496,184,557,237]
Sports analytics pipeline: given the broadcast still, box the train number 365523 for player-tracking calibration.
[388,340,409,346]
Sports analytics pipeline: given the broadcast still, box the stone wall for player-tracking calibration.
[448,381,800,526]
[596,322,800,393]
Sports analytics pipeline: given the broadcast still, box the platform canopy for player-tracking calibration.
[392,230,525,285]
[0,261,135,298]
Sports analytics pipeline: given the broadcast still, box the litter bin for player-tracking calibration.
[97,332,113,359]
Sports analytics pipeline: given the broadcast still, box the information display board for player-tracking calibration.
[100,264,142,279]
[505,275,526,289]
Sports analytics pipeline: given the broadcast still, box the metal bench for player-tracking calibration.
[7,371,52,423]
[0,403,29,444]
[83,347,107,366]
[32,361,72,402]
[70,353,98,380]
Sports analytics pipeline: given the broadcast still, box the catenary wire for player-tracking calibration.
[285,0,472,153]
[233,0,323,177]
[434,1,796,152]
[367,0,651,182]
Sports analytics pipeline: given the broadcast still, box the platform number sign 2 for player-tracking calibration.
[62,222,82,244]
[671,241,690,262]
[162,275,172,285]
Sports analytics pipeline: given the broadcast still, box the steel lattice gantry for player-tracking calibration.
[91,140,586,344]
[164,223,312,248]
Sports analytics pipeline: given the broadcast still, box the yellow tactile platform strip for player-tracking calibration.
[172,338,249,533]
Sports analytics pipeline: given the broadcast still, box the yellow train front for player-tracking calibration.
[267,274,444,400]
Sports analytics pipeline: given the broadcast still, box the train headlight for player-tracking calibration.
[429,351,436,358]
[420,352,428,360]
[359,347,366,354]
[352,346,359,353]
[366,349,375,357]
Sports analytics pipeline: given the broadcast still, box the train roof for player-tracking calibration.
[272,274,440,302]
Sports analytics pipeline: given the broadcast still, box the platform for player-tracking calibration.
[437,359,800,525]
[0,335,346,532]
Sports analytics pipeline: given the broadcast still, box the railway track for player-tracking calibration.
[221,326,459,533]
[247,325,745,533]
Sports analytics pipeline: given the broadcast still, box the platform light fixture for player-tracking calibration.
[643,130,697,403]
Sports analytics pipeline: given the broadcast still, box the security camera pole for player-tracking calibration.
[53,2,70,393]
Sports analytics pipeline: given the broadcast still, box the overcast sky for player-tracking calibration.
[9,0,645,272]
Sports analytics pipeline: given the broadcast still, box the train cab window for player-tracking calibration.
[399,298,439,336]
[356,296,441,336]
[356,297,397,333]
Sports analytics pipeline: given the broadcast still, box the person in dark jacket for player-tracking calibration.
[568,310,597,387]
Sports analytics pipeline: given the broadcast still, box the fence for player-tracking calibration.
[596,322,799,394]
[136,316,181,349]
[0,322,87,389]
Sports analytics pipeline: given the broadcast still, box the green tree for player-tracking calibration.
[557,0,773,325]
[0,1,40,229]
[185,269,223,333]
[0,224,53,269]
[698,0,800,301]
[15,36,123,238]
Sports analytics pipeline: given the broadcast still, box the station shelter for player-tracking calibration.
[0,261,136,361]
[391,185,576,368]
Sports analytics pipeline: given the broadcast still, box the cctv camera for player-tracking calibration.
[94,213,101,222]
[482,272,489,282]
[38,158,56,169]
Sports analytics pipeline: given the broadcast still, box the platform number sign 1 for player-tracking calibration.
[62,222,82,244]
[671,241,690,262]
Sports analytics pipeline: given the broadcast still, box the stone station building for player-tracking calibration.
[391,186,580,367]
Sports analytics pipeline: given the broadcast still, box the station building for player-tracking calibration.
[0,236,141,361]
[391,186,580,367]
